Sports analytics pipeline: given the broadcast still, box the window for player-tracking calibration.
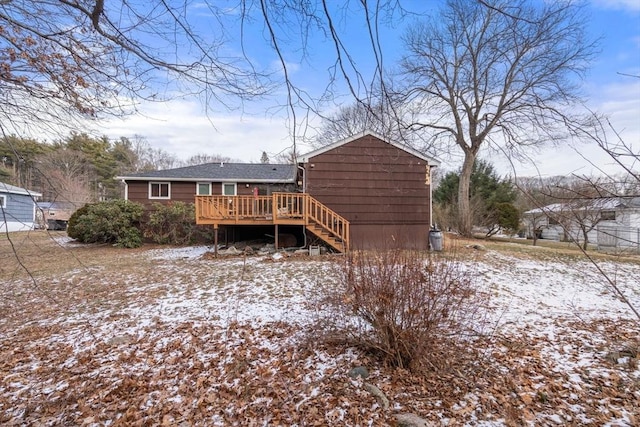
[548,217,560,225]
[601,211,616,221]
[222,183,237,196]
[149,182,170,199]
[197,182,211,196]
[0,194,5,208]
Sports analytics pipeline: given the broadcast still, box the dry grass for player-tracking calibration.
[446,232,640,264]
[1,231,179,330]
[1,230,639,425]
[1,230,149,278]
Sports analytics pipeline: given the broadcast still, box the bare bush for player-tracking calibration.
[318,250,487,370]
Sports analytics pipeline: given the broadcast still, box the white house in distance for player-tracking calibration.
[0,182,42,232]
[522,197,640,251]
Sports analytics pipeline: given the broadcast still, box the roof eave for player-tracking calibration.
[116,176,296,184]
[300,129,441,166]
[0,189,42,197]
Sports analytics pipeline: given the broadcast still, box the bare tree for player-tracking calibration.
[36,148,94,205]
[572,113,639,190]
[0,1,267,133]
[181,153,236,167]
[399,0,598,236]
[1,1,419,176]
[313,101,422,148]
[0,0,274,205]
[139,147,178,172]
[552,198,609,250]
[272,149,296,165]
[314,103,381,145]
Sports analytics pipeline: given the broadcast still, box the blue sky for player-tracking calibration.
[103,0,640,178]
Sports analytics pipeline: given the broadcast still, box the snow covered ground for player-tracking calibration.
[0,237,638,426]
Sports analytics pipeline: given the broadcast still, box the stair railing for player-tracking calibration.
[304,194,350,251]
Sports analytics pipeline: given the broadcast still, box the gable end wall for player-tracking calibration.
[305,135,431,249]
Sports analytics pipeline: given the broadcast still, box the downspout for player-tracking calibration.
[121,179,128,201]
[297,163,307,249]
[296,163,306,193]
[429,164,436,229]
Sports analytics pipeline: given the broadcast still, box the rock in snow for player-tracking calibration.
[348,366,369,379]
[395,412,432,427]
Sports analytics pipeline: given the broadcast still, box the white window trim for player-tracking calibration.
[196,182,212,196]
[222,182,237,196]
[149,181,171,200]
[0,194,6,208]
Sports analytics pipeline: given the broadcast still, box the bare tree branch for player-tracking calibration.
[398,0,598,236]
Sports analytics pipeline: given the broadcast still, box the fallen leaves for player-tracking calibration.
[0,236,639,425]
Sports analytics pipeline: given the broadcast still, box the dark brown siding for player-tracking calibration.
[305,135,432,249]
[126,181,197,208]
[126,181,297,207]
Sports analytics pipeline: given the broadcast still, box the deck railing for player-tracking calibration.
[195,192,349,250]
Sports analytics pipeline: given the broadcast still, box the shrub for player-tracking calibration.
[66,204,90,236]
[319,250,485,370]
[67,199,144,248]
[143,202,199,245]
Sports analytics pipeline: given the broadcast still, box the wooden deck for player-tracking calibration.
[195,193,350,252]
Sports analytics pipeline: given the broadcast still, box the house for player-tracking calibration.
[117,162,300,246]
[0,182,42,232]
[299,131,439,249]
[522,197,640,250]
[117,131,440,251]
[36,201,79,231]
[118,162,298,206]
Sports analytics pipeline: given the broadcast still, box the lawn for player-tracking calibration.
[1,231,639,426]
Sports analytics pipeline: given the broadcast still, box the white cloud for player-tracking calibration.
[592,0,640,11]
[104,100,298,163]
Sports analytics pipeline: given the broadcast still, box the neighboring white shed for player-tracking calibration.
[522,197,640,250]
[0,182,42,232]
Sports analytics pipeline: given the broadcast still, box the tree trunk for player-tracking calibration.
[457,151,477,237]
[582,228,589,251]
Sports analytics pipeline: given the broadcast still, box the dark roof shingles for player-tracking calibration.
[122,163,297,182]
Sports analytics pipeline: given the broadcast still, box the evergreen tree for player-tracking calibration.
[434,159,518,234]
[435,160,516,206]
[260,151,270,164]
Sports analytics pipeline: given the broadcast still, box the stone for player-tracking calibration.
[363,382,389,410]
[106,335,133,346]
[395,413,431,427]
[348,366,369,379]
[220,246,240,255]
[466,244,486,251]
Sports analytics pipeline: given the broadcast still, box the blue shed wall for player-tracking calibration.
[1,191,36,224]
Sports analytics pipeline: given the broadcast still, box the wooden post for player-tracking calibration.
[214,225,219,257]
[274,224,279,250]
